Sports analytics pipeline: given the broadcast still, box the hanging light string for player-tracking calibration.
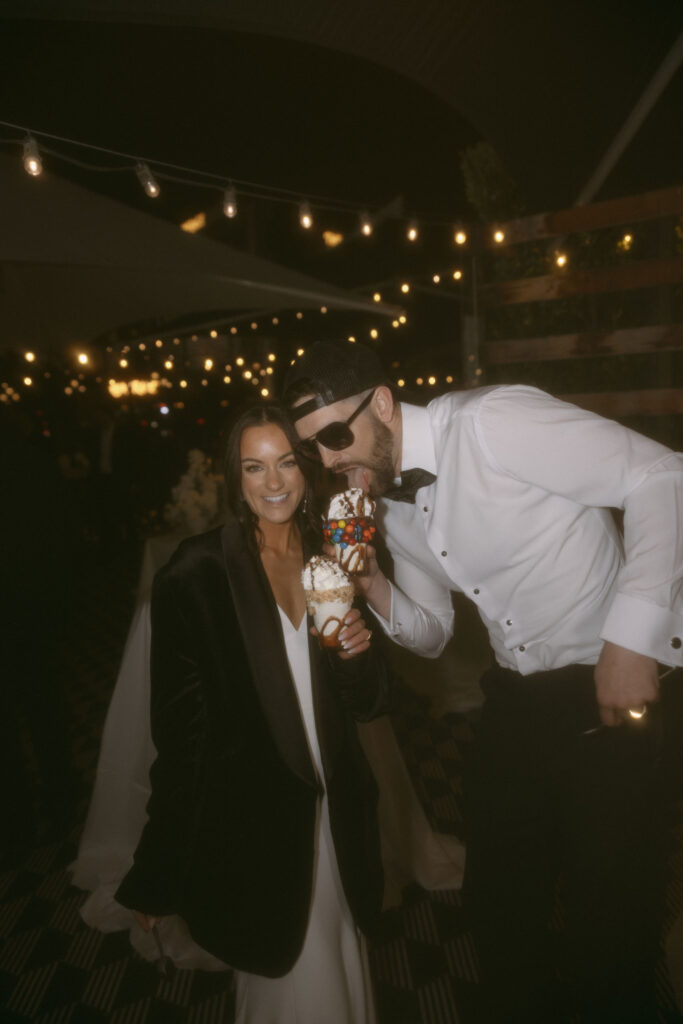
[0,118,468,227]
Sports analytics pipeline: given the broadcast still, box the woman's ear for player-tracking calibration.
[373,385,396,423]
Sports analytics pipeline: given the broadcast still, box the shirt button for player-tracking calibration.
[441,551,447,557]
[506,619,513,626]
[423,506,429,512]
[518,645,526,652]
[672,637,682,649]
[473,588,480,595]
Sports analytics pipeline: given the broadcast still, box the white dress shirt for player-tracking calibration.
[371,386,683,674]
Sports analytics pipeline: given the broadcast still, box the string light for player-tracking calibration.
[397,379,405,387]
[223,185,237,218]
[155,339,163,348]
[267,353,276,362]
[180,379,188,388]
[406,221,419,242]
[493,229,505,244]
[320,306,327,314]
[296,348,305,356]
[432,274,441,284]
[243,370,252,380]
[236,357,245,366]
[296,311,303,320]
[271,317,279,326]
[24,352,35,362]
[360,212,373,236]
[400,282,410,294]
[223,375,231,384]
[347,336,356,343]
[77,353,89,365]
[373,292,382,303]
[428,376,436,385]
[399,315,407,324]
[416,377,424,385]
[454,228,467,245]
[453,269,463,280]
[555,252,568,268]
[370,328,379,339]
[23,135,42,176]
[204,358,213,370]
[23,376,33,386]
[392,320,399,328]
[299,201,313,229]
[230,327,238,335]
[164,359,173,370]
[210,330,218,339]
[119,358,128,368]
[260,387,270,397]
[135,162,160,198]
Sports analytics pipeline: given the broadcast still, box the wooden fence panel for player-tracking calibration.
[485,324,683,364]
[483,257,683,305]
[483,184,683,248]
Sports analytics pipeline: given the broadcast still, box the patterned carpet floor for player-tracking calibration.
[2,545,682,1023]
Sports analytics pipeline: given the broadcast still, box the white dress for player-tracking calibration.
[234,608,377,1024]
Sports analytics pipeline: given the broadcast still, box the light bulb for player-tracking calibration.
[360,212,373,236]
[401,282,410,294]
[299,201,313,229]
[223,185,237,218]
[407,221,419,242]
[453,269,463,280]
[23,135,42,177]
[454,229,467,245]
[24,352,35,362]
[432,274,441,284]
[373,292,382,303]
[135,162,160,198]
[555,252,568,268]
[77,353,89,365]
[493,229,505,244]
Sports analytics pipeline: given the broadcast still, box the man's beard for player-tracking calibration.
[366,419,396,496]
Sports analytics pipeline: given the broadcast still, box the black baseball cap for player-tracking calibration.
[283,340,389,422]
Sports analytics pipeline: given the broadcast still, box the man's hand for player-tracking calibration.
[594,641,660,726]
[322,543,392,619]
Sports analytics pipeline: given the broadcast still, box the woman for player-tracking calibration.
[115,404,389,1023]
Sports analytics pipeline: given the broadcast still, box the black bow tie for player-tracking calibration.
[383,467,437,503]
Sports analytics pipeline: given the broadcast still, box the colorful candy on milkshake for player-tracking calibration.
[323,488,376,574]
[302,556,356,649]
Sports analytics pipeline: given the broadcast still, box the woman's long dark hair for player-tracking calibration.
[224,403,322,554]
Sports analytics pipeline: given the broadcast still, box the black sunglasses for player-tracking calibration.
[296,389,376,461]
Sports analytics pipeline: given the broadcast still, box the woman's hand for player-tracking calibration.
[310,607,373,659]
[337,607,373,659]
[133,911,161,933]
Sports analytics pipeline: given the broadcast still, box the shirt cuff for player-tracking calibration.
[600,592,683,667]
[368,580,400,637]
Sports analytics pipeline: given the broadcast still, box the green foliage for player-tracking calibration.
[460,142,525,223]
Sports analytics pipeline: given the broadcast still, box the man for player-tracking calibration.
[283,339,683,1023]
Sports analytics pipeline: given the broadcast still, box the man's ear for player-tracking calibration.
[373,385,396,423]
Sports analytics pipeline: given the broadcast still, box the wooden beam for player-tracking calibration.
[484,257,683,305]
[483,184,683,248]
[563,389,683,418]
[485,324,683,364]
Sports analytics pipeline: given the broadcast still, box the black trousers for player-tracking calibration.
[463,663,683,1024]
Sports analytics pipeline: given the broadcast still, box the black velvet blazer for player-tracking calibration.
[115,517,389,976]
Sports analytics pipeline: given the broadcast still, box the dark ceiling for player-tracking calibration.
[1,0,681,218]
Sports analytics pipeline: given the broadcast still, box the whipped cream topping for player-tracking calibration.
[327,488,375,520]
[302,555,351,592]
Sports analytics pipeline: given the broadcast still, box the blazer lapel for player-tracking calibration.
[220,517,318,790]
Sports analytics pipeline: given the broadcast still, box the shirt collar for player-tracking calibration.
[399,403,437,477]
